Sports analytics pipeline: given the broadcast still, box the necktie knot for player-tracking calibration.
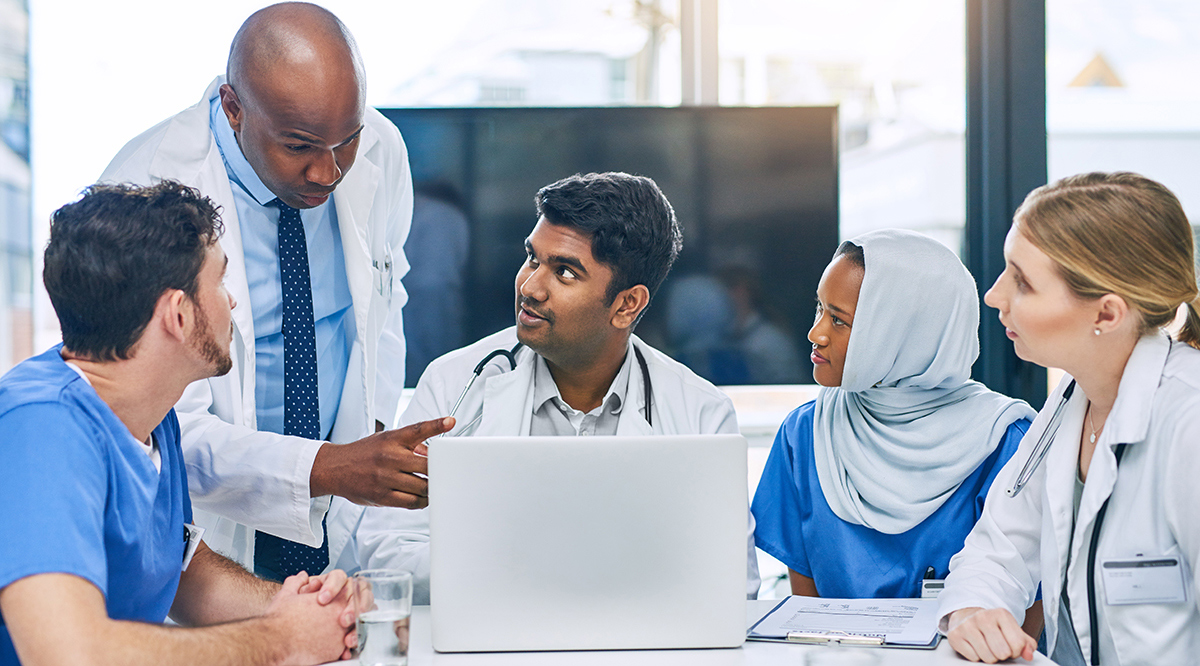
[271,198,302,222]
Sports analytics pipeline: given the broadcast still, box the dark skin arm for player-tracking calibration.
[787,569,819,596]
[1021,599,1044,643]
[308,417,453,509]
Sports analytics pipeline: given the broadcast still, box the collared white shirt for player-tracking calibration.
[529,348,633,437]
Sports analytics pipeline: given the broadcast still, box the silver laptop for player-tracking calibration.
[428,434,748,653]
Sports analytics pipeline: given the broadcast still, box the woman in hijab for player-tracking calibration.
[751,229,1036,617]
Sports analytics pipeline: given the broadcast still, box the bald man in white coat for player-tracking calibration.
[101,3,448,577]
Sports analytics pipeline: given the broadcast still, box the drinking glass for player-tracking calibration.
[352,569,413,666]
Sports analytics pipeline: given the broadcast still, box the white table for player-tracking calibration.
[323,600,1053,665]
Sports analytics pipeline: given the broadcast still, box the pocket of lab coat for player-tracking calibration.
[371,258,393,308]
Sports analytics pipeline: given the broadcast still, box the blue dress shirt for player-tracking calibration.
[210,98,354,440]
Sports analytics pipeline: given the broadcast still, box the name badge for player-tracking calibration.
[1102,557,1187,605]
[920,579,945,599]
[182,523,205,572]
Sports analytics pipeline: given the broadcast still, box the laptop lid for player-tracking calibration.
[428,434,748,652]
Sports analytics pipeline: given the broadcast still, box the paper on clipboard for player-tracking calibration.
[748,596,941,647]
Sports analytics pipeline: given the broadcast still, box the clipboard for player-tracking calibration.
[747,597,942,650]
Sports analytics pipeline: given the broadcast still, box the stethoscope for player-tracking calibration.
[1006,380,1076,498]
[447,342,525,426]
[446,342,654,434]
[1005,378,1128,666]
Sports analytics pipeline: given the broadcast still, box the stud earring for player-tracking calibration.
[1094,328,1101,336]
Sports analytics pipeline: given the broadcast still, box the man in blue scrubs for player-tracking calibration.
[0,182,357,665]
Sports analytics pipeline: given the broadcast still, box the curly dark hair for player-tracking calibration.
[535,172,683,311]
[44,180,224,361]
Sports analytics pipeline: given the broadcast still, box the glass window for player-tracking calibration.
[1,0,30,372]
[719,0,967,252]
[379,0,681,107]
[1046,0,1200,389]
[28,0,684,356]
[1047,0,1200,229]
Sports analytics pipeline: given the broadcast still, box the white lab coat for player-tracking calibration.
[938,333,1200,665]
[354,327,761,603]
[99,77,413,571]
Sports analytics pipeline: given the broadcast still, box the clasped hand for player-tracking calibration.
[265,569,359,663]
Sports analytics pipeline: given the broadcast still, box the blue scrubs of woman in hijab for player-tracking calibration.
[751,229,1040,632]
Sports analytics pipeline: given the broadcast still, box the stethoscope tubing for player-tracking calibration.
[445,341,653,434]
[1006,380,1076,497]
[447,343,524,421]
[1002,376,1129,665]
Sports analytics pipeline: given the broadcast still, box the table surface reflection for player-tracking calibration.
[319,599,1053,665]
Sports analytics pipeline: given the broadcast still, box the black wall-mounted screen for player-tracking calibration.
[381,106,839,387]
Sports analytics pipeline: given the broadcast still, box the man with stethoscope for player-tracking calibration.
[354,172,760,603]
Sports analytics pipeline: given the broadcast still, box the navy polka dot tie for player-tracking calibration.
[254,199,329,581]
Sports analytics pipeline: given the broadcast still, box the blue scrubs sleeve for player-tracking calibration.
[751,404,814,577]
[0,404,109,596]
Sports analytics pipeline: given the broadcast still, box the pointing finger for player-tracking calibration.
[394,417,455,450]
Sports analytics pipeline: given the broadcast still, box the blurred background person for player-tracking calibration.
[402,182,471,387]
[719,265,804,384]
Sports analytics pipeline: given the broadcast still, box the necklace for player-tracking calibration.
[1087,404,1101,444]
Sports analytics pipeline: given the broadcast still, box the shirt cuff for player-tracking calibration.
[292,438,330,548]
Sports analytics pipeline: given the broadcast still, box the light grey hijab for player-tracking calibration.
[812,229,1035,534]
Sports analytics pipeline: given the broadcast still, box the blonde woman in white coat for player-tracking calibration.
[939,172,1200,665]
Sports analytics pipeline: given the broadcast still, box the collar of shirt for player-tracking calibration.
[209,96,276,206]
[532,342,634,419]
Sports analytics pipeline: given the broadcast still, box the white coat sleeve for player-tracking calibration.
[705,391,761,600]
[372,120,414,429]
[937,426,1045,631]
[355,362,445,604]
[177,376,328,547]
[1162,393,1200,608]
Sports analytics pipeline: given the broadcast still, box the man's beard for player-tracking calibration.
[190,301,233,377]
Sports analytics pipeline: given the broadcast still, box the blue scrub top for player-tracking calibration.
[0,346,192,665]
[751,400,1028,599]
